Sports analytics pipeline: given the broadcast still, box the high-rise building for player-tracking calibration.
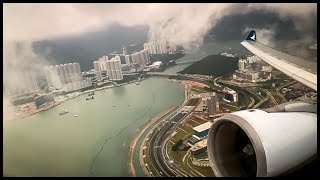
[122,45,128,55]
[202,92,219,115]
[93,61,102,81]
[160,41,167,54]
[45,62,83,92]
[234,70,260,82]
[142,49,150,65]
[238,59,246,70]
[8,70,40,97]
[130,50,150,68]
[125,55,131,65]
[223,87,238,102]
[170,42,177,52]
[143,41,170,55]
[93,56,109,81]
[138,51,146,68]
[114,55,121,62]
[156,42,161,54]
[144,43,149,52]
[151,42,157,54]
[106,57,123,81]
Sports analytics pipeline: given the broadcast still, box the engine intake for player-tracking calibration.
[207,103,317,177]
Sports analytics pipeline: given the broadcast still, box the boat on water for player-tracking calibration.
[88,91,95,96]
[86,96,94,100]
[113,105,116,107]
[59,109,69,115]
[74,115,78,117]
[135,82,140,85]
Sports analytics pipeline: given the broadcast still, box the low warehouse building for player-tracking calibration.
[193,121,212,138]
[191,138,207,156]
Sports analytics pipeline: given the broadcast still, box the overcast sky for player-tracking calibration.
[4,3,316,47]
[2,3,317,121]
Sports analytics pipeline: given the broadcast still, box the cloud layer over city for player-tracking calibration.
[3,3,317,121]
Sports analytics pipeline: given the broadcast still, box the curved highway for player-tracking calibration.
[147,98,200,177]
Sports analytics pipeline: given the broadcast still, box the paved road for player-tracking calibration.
[147,98,200,177]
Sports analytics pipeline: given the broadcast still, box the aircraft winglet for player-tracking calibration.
[245,30,256,41]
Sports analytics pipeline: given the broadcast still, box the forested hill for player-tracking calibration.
[178,54,238,77]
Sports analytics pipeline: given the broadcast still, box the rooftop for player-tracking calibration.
[190,138,207,151]
[193,121,212,132]
[200,92,216,98]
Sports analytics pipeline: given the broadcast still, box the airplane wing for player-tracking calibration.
[241,30,317,91]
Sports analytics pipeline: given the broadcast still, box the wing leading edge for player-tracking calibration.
[241,30,317,91]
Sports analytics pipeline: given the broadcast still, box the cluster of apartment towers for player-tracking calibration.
[9,41,177,97]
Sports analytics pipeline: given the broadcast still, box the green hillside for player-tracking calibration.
[179,54,238,77]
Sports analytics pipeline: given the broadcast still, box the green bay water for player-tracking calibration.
[4,40,243,177]
[4,77,185,176]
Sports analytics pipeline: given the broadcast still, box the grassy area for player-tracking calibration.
[191,116,209,124]
[167,142,188,165]
[220,102,240,112]
[191,86,208,93]
[172,130,193,143]
[185,120,200,128]
[166,115,217,177]
[187,157,215,177]
[269,89,287,104]
[238,92,251,108]
[191,88,206,94]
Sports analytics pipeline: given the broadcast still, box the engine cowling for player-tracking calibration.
[207,102,317,177]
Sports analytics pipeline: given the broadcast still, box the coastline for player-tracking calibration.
[128,78,191,177]
[127,106,177,177]
[7,79,141,122]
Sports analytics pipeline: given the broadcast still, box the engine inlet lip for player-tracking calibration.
[207,114,268,177]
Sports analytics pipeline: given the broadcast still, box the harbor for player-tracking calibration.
[4,77,185,176]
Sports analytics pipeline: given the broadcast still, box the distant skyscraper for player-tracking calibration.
[93,61,102,81]
[238,59,246,70]
[8,70,39,97]
[125,55,131,65]
[170,42,177,52]
[122,45,128,55]
[144,43,149,51]
[159,41,167,54]
[45,62,83,92]
[106,57,123,81]
[93,56,109,81]
[114,55,121,62]
[138,51,146,68]
[151,42,157,54]
[156,42,162,54]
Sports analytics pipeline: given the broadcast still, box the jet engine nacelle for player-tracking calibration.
[207,102,317,177]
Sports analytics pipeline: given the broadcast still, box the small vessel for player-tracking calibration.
[86,96,94,100]
[88,91,95,96]
[127,104,130,106]
[74,115,78,117]
[59,109,69,115]
[135,82,140,85]
[113,105,116,107]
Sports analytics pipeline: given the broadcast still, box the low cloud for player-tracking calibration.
[3,3,317,121]
[5,3,315,49]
